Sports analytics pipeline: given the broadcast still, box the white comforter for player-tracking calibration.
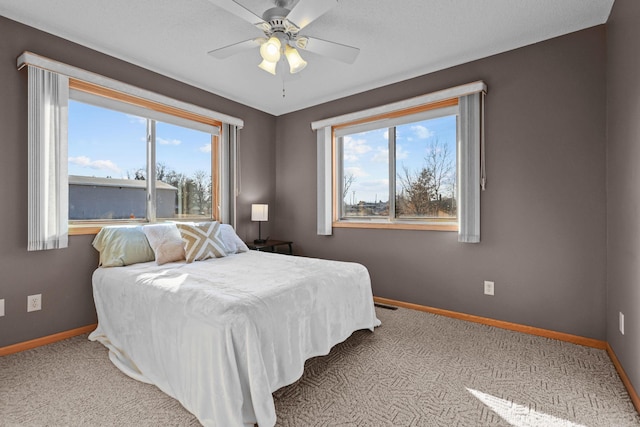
[89,251,380,426]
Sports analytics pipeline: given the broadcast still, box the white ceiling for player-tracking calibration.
[0,0,614,116]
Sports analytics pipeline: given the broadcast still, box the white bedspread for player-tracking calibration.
[89,251,380,427]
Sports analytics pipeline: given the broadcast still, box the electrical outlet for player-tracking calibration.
[620,312,625,335]
[27,294,41,312]
[484,281,494,296]
[0,299,4,317]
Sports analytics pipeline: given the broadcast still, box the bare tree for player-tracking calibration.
[424,140,454,203]
[155,162,170,182]
[397,139,456,217]
[129,168,146,180]
[127,163,212,216]
[397,165,436,215]
[343,172,356,203]
[189,170,211,215]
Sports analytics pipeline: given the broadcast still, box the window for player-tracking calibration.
[313,81,485,241]
[20,52,243,249]
[155,121,216,220]
[67,80,220,225]
[68,101,147,220]
[335,102,458,229]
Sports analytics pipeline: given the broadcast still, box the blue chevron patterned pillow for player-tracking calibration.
[176,221,228,263]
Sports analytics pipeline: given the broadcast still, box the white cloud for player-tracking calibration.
[343,136,372,162]
[371,145,408,163]
[396,144,409,160]
[199,144,211,153]
[127,114,147,125]
[360,179,389,188]
[69,156,120,173]
[345,166,368,178]
[411,125,434,139]
[372,147,388,163]
[157,137,182,146]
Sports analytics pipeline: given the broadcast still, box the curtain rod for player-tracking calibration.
[17,51,244,129]
[311,81,486,130]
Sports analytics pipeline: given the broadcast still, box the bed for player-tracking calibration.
[88,222,380,427]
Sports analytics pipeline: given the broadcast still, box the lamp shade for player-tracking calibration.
[284,45,307,74]
[260,36,281,63]
[258,59,277,75]
[251,204,268,222]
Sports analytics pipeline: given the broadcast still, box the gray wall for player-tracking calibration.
[274,27,607,340]
[606,0,640,395]
[0,16,277,347]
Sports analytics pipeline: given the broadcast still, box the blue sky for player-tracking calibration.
[342,114,457,204]
[68,100,456,203]
[68,100,212,180]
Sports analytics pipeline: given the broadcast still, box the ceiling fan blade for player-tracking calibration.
[208,38,264,59]
[206,0,267,28]
[296,36,359,64]
[285,0,337,30]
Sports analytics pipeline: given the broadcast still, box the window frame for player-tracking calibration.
[313,81,485,240]
[331,98,460,231]
[67,79,222,235]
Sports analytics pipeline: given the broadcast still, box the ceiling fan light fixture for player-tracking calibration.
[207,0,360,80]
[259,36,282,62]
[284,44,307,74]
[258,59,278,75]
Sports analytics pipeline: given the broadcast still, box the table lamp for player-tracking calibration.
[251,204,268,244]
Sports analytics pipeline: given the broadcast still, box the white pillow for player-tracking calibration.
[92,225,155,267]
[142,223,185,265]
[219,224,249,254]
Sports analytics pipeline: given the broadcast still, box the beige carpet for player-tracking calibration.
[2,306,639,426]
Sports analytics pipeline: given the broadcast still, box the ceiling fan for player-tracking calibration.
[207,0,360,75]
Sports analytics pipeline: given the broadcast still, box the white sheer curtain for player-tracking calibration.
[316,126,332,235]
[27,66,69,251]
[219,124,239,227]
[457,91,484,243]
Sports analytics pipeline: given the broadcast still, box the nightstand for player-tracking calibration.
[246,240,293,255]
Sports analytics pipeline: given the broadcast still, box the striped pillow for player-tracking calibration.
[176,221,227,263]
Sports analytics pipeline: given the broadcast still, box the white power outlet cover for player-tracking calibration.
[0,299,4,317]
[484,281,495,296]
[27,294,41,312]
[620,312,625,335]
